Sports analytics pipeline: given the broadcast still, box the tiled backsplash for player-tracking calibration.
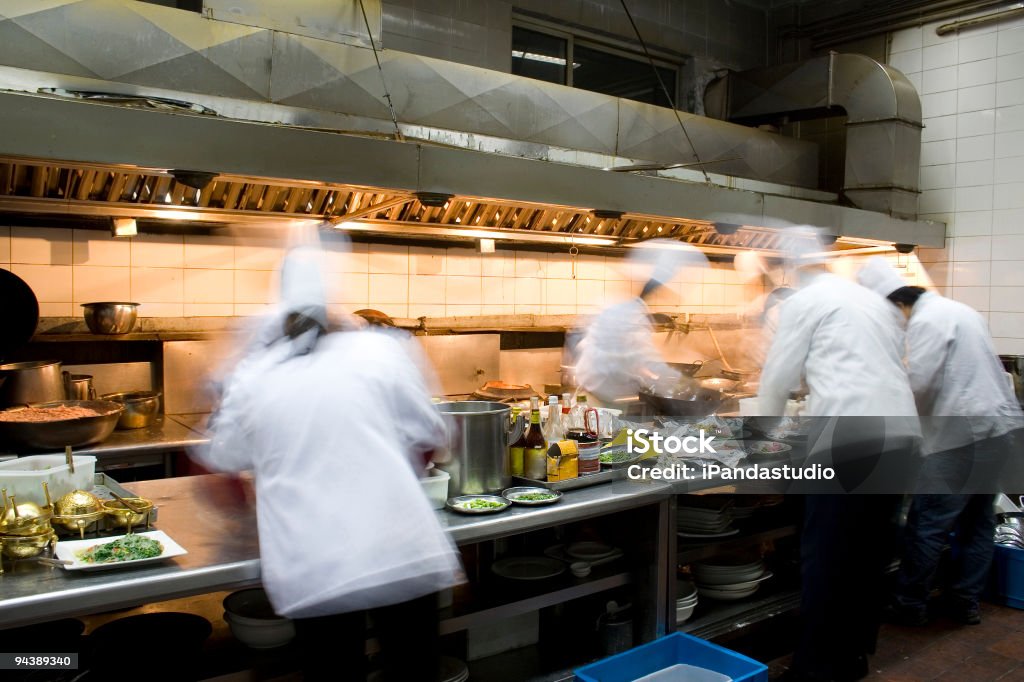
[889,11,1024,354]
[0,226,766,319]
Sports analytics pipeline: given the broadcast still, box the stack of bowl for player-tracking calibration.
[692,558,772,601]
[0,497,57,569]
[676,579,699,623]
[223,588,296,649]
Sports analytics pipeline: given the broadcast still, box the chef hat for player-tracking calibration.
[857,256,906,299]
[279,245,328,327]
[629,239,709,289]
[780,228,828,271]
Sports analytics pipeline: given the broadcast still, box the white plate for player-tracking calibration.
[701,572,774,591]
[54,530,187,571]
[566,541,617,561]
[491,556,566,581]
[698,584,760,600]
[677,529,740,539]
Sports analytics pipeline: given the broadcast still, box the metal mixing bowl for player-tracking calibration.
[0,400,123,450]
[81,302,140,335]
[101,391,161,429]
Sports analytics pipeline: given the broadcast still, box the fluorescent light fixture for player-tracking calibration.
[334,220,616,246]
[149,209,200,221]
[111,217,137,237]
[511,50,581,68]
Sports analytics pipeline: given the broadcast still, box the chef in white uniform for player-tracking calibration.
[759,233,920,682]
[858,256,1023,626]
[193,245,462,681]
[573,240,708,405]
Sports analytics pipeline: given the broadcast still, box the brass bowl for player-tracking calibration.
[54,490,102,517]
[0,528,55,560]
[0,500,53,536]
[102,497,153,529]
[51,511,104,538]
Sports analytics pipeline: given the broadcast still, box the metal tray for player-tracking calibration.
[501,487,563,506]
[512,467,626,491]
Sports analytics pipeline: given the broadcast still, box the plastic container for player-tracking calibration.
[0,454,97,506]
[420,467,450,510]
[575,632,768,682]
[993,544,1024,610]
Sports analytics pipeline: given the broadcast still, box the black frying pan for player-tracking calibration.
[0,268,40,363]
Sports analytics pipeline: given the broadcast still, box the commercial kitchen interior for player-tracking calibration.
[1,0,1023,681]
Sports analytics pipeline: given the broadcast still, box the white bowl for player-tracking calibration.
[224,612,296,649]
[222,588,296,649]
[676,603,697,623]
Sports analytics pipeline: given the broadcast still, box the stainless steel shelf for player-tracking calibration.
[679,589,801,640]
[439,568,631,635]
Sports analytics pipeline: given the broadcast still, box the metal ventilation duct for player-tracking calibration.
[705,53,923,219]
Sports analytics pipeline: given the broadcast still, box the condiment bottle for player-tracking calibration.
[509,406,527,476]
[543,395,564,448]
[523,397,547,480]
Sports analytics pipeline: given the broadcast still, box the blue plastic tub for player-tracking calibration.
[575,632,769,682]
[993,544,1024,610]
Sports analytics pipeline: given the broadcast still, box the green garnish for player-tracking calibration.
[600,451,633,463]
[76,535,163,564]
[513,493,557,501]
[460,499,504,509]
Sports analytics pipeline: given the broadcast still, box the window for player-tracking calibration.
[511,25,678,108]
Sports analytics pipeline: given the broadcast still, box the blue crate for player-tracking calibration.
[575,632,769,682]
[993,544,1024,610]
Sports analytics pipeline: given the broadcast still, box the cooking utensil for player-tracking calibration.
[435,401,519,496]
[0,269,39,363]
[705,325,734,373]
[668,361,704,377]
[65,445,74,474]
[0,399,123,450]
[81,302,140,335]
[639,378,723,417]
[698,377,741,393]
[101,390,161,429]
[0,360,64,407]
[62,372,96,400]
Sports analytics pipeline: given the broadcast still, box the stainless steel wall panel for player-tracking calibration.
[417,334,500,395]
[203,0,379,49]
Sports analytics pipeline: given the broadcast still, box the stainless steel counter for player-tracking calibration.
[0,474,674,630]
[0,417,208,459]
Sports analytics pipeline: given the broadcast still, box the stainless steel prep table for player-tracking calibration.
[0,474,679,635]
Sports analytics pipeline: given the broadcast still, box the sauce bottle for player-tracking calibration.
[524,397,547,480]
[508,406,527,476]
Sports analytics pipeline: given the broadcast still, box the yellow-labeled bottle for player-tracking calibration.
[524,397,547,480]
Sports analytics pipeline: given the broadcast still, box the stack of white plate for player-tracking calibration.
[676,579,699,623]
[677,505,736,538]
[692,558,772,601]
[730,502,759,520]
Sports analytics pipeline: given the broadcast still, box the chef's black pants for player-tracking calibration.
[793,494,901,681]
[293,592,440,681]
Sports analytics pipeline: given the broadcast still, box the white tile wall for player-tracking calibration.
[3,230,766,320]
[890,15,1024,351]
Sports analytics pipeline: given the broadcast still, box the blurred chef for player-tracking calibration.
[760,231,920,682]
[573,240,708,405]
[859,256,1023,626]
[192,243,462,681]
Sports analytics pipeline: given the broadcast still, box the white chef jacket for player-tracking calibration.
[906,291,1023,454]
[759,272,918,424]
[194,329,462,618]
[574,297,679,403]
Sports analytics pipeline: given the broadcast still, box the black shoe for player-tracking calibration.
[949,602,981,625]
[883,602,928,626]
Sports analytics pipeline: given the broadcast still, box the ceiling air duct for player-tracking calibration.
[705,52,923,220]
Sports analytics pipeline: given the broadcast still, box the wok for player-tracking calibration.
[667,361,704,377]
[0,400,124,450]
[639,377,723,417]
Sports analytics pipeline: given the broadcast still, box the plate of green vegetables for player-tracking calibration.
[501,487,563,506]
[54,530,187,571]
[446,495,511,515]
